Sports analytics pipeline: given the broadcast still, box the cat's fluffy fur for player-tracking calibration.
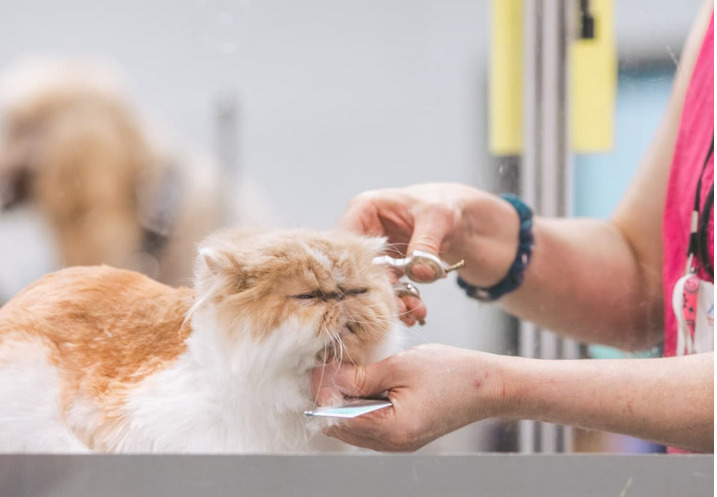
[0,228,399,453]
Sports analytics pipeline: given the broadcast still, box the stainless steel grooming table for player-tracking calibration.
[1,454,712,497]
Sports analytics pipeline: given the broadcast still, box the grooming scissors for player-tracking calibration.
[373,250,465,325]
[373,250,465,285]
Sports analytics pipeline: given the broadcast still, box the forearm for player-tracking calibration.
[499,217,663,350]
[493,352,714,452]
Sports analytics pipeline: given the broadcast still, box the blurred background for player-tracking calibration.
[0,0,704,453]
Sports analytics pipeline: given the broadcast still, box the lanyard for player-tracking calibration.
[686,137,714,278]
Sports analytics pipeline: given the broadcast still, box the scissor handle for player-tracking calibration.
[404,250,446,283]
[372,250,464,284]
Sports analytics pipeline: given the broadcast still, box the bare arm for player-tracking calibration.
[504,352,714,451]
[314,346,714,453]
[499,217,662,350]
[499,0,713,349]
[325,1,714,454]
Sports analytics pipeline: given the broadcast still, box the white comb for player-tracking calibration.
[304,399,392,419]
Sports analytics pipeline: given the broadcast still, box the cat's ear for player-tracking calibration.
[199,246,237,275]
[197,245,253,292]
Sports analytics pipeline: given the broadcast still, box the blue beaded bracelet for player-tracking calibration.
[456,194,534,302]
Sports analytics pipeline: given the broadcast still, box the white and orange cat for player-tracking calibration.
[0,228,400,453]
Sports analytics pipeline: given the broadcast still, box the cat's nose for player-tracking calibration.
[321,291,345,302]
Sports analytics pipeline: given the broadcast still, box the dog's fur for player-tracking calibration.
[0,59,247,286]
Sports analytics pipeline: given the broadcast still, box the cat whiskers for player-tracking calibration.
[328,327,349,365]
[384,242,409,258]
[311,330,353,411]
[315,327,340,363]
[183,278,223,327]
[313,349,329,409]
[322,328,339,363]
[311,327,352,409]
[321,322,363,366]
[398,321,431,344]
[348,311,431,345]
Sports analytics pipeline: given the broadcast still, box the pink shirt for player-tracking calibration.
[662,15,714,358]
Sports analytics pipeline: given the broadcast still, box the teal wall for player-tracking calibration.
[574,68,675,219]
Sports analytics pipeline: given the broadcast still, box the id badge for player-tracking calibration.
[672,274,715,356]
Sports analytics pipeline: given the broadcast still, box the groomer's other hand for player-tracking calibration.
[339,183,519,288]
[311,344,507,452]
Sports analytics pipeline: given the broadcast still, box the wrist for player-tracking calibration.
[454,194,521,287]
[461,351,522,422]
[494,355,542,420]
[497,357,585,424]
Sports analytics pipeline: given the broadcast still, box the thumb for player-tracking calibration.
[405,207,454,281]
[312,360,392,404]
[406,206,454,257]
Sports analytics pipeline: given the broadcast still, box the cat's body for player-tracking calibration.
[0,229,399,453]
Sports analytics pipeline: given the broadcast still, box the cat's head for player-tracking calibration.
[192,228,398,366]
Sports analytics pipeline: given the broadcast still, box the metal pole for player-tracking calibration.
[520,0,578,453]
[538,0,567,454]
[519,0,541,455]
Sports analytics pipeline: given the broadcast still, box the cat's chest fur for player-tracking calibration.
[104,310,335,453]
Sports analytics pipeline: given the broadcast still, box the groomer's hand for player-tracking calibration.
[311,344,507,452]
[340,183,520,288]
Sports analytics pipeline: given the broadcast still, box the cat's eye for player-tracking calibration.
[294,293,318,300]
[291,288,367,301]
[344,288,368,296]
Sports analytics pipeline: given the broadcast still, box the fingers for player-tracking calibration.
[311,346,449,452]
[323,425,382,451]
[341,186,459,259]
[339,191,418,257]
[322,409,408,452]
[397,295,426,326]
[338,193,385,236]
[321,391,427,453]
[311,362,345,404]
[310,362,403,452]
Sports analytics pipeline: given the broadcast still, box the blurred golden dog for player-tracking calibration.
[0,60,230,286]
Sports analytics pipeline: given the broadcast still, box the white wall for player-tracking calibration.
[0,0,701,217]
[0,1,497,349]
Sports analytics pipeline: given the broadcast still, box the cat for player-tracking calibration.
[0,228,400,453]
